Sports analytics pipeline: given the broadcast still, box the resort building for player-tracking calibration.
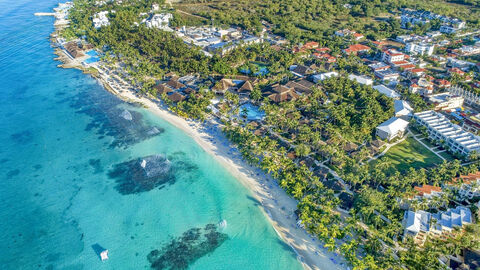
[286,79,315,95]
[290,65,311,77]
[64,41,85,59]
[403,206,472,245]
[435,79,451,89]
[144,13,173,30]
[335,29,356,37]
[348,74,373,85]
[312,72,338,83]
[409,78,434,96]
[407,68,426,78]
[394,100,414,119]
[167,92,186,103]
[369,62,390,72]
[427,93,464,111]
[376,117,409,141]
[375,69,400,81]
[412,185,443,200]
[401,184,445,210]
[373,85,401,99]
[343,44,371,55]
[268,85,299,103]
[212,78,236,94]
[93,11,110,29]
[382,49,407,64]
[447,172,480,200]
[440,22,466,34]
[403,210,431,244]
[237,80,254,95]
[405,42,435,56]
[432,206,472,234]
[414,110,480,156]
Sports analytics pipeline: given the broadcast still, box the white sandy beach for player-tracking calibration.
[89,66,348,270]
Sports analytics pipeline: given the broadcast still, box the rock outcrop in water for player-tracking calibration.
[147,224,228,270]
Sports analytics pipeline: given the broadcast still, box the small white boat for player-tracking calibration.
[100,250,109,261]
[218,219,227,230]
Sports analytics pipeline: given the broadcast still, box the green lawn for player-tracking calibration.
[438,151,456,162]
[373,137,443,172]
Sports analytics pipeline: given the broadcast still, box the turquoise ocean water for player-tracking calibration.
[0,1,303,269]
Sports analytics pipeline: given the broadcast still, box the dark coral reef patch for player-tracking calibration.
[147,224,228,270]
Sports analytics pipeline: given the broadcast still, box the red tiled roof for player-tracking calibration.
[449,172,480,185]
[344,44,370,54]
[436,79,451,86]
[392,60,410,66]
[410,68,426,73]
[401,64,416,70]
[385,50,404,56]
[316,47,330,52]
[326,56,336,62]
[449,68,466,75]
[414,185,442,196]
[302,41,319,50]
[292,46,307,53]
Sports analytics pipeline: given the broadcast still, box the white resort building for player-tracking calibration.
[405,42,435,56]
[93,11,110,29]
[414,111,480,157]
[394,100,414,119]
[376,117,409,141]
[373,84,401,99]
[347,74,373,85]
[403,206,472,245]
[427,92,464,111]
[447,172,480,200]
[144,13,173,30]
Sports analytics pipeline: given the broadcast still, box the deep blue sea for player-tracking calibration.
[0,1,303,269]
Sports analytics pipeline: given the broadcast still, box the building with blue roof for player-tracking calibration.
[403,206,473,245]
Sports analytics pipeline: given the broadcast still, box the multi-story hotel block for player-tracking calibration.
[414,111,480,157]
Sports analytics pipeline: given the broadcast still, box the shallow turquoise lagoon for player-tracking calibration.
[0,1,303,269]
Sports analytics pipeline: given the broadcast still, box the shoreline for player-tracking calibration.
[111,82,346,270]
[92,65,347,270]
[51,41,347,270]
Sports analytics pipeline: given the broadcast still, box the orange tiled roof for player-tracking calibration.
[303,41,319,50]
[316,47,331,52]
[410,68,426,73]
[344,44,370,54]
[401,64,416,70]
[414,185,442,196]
[391,60,410,66]
[385,49,404,56]
[449,68,465,75]
[436,79,451,86]
[450,172,480,185]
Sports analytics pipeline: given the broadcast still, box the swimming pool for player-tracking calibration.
[240,63,269,76]
[84,50,100,64]
[84,57,99,64]
[239,103,265,120]
[86,50,99,57]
